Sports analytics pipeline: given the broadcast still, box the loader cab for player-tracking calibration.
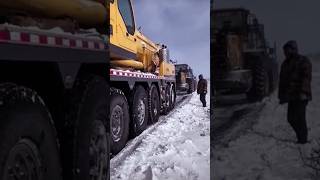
[245,14,267,53]
[110,0,137,58]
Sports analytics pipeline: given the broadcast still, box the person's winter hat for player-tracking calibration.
[283,40,298,51]
[199,74,203,79]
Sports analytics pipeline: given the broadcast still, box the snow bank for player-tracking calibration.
[213,59,320,180]
[1,23,104,40]
[111,90,210,180]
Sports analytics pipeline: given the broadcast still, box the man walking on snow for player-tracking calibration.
[279,40,312,144]
[197,74,208,107]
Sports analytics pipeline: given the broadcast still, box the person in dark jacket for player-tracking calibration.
[279,40,312,144]
[197,74,208,107]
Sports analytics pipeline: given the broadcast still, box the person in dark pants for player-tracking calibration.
[197,74,208,107]
[279,40,312,144]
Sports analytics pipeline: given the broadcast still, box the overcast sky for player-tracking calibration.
[214,0,320,59]
[134,0,210,78]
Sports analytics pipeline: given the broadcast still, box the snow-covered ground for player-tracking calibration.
[213,59,320,180]
[111,90,210,180]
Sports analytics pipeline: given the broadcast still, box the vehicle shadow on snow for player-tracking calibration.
[213,94,249,107]
[110,94,193,173]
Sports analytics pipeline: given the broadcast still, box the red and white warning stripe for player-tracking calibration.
[0,29,105,51]
[110,69,163,79]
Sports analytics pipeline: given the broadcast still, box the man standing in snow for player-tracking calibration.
[197,74,208,107]
[279,40,312,144]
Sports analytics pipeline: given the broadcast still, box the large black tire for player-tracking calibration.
[247,62,270,101]
[0,84,62,180]
[169,83,176,110]
[105,133,110,180]
[149,85,160,123]
[110,88,130,154]
[67,75,110,180]
[187,79,194,94]
[131,85,149,136]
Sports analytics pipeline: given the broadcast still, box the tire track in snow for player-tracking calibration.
[110,94,193,175]
[212,101,265,146]
[111,91,210,180]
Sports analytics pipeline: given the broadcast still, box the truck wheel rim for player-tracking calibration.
[152,96,158,116]
[137,99,146,126]
[170,86,175,103]
[153,107,158,116]
[3,139,42,180]
[89,120,108,180]
[111,105,124,142]
[165,89,170,107]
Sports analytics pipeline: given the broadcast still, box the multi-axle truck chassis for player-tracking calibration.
[0,24,110,180]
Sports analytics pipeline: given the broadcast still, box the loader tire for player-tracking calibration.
[110,88,129,154]
[67,75,110,180]
[247,62,270,101]
[187,80,194,94]
[149,85,160,123]
[131,85,149,136]
[0,84,62,180]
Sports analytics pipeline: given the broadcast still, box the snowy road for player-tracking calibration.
[213,59,320,180]
[212,94,265,146]
[111,90,210,180]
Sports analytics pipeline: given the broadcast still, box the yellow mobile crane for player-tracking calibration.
[109,0,176,154]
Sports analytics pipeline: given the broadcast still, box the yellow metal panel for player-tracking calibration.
[111,60,144,70]
[160,61,175,77]
[227,35,243,69]
[0,0,107,26]
[110,0,118,46]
